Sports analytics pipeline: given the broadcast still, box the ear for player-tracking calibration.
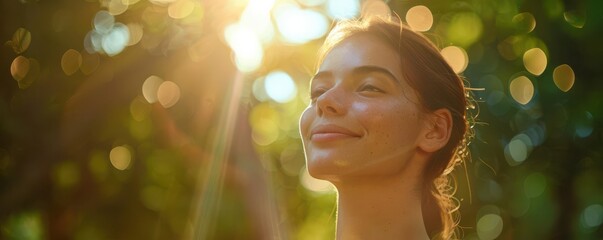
[418,108,453,153]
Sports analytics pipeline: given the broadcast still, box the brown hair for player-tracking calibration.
[316,17,472,239]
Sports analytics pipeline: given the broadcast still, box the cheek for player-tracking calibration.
[360,102,421,143]
[350,100,370,113]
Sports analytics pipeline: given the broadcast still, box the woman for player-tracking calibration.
[299,17,471,239]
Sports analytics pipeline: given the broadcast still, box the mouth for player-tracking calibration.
[310,124,361,142]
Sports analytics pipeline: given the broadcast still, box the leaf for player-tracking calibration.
[11,27,31,54]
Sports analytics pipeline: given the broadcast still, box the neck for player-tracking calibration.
[333,170,430,240]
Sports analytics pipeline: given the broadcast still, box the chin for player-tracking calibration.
[306,160,334,181]
[306,153,411,184]
[305,155,347,181]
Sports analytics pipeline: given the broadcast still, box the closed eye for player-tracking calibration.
[310,88,327,101]
[359,84,384,93]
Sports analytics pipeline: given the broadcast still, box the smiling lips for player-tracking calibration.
[310,124,361,142]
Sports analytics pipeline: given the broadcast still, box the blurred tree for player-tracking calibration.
[1,0,603,239]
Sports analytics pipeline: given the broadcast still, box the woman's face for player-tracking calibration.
[300,33,426,181]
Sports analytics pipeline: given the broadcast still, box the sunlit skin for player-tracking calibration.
[301,34,423,181]
[300,34,452,239]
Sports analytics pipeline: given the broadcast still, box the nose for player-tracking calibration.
[316,87,346,116]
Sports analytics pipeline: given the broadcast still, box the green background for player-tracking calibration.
[1,0,602,239]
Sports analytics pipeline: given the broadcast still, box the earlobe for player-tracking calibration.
[418,109,453,153]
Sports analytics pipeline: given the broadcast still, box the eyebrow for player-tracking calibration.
[311,65,401,84]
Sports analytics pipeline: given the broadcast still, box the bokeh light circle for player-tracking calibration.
[447,12,483,47]
[102,23,130,56]
[361,0,390,18]
[264,71,297,103]
[406,5,433,32]
[582,204,603,228]
[157,81,181,108]
[224,23,264,72]
[10,56,30,81]
[168,0,195,19]
[108,0,129,15]
[239,0,276,45]
[440,46,468,73]
[504,136,530,166]
[575,111,594,138]
[326,0,360,20]
[149,0,178,5]
[512,12,536,33]
[250,103,280,146]
[523,48,547,76]
[61,49,82,76]
[110,145,132,170]
[297,0,326,7]
[553,64,575,92]
[274,3,329,44]
[564,11,586,28]
[252,77,269,102]
[126,23,144,46]
[509,76,534,105]
[123,0,142,5]
[10,56,39,89]
[142,75,164,103]
[477,214,504,240]
[94,10,115,34]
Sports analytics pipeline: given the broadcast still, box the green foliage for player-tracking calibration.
[1,0,602,239]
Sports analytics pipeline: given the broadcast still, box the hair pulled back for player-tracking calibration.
[316,17,472,239]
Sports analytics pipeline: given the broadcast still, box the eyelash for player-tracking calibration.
[359,84,384,93]
[310,88,326,101]
[309,84,384,101]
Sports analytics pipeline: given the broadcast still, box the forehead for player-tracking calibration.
[318,33,402,78]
